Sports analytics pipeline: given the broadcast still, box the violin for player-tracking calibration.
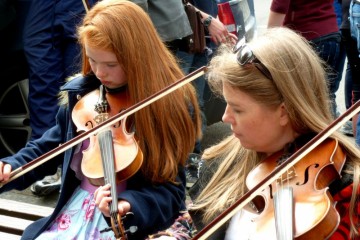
[192,100,360,240]
[244,138,345,239]
[72,84,143,239]
[72,85,143,186]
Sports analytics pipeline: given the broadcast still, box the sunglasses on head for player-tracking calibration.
[232,40,273,81]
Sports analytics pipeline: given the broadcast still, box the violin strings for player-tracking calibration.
[96,87,126,238]
[99,130,118,213]
[274,168,294,239]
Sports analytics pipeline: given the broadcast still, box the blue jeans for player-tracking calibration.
[311,33,342,117]
[348,3,360,145]
[176,50,210,110]
[176,47,214,153]
[350,2,360,57]
[341,29,360,109]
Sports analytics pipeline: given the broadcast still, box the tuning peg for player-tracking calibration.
[126,226,138,234]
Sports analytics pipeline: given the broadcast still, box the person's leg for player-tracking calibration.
[337,29,353,135]
[349,2,360,140]
[176,50,209,110]
[23,0,64,196]
[349,58,360,138]
[190,53,208,108]
[350,2,360,56]
[340,62,354,136]
[342,28,360,135]
[23,0,60,140]
[189,52,209,154]
[342,29,360,136]
[176,50,195,74]
[336,34,347,95]
[23,0,86,140]
[176,50,206,154]
[344,62,353,110]
[23,0,86,195]
[312,36,342,118]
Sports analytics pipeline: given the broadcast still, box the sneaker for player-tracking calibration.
[30,168,61,196]
[340,121,353,136]
[185,153,202,188]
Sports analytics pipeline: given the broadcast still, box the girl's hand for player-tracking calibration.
[94,183,131,217]
[0,162,12,182]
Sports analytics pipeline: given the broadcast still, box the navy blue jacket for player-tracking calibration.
[0,75,187,240]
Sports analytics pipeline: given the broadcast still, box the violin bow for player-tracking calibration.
[192,100,360,240]
[0,66,207,187]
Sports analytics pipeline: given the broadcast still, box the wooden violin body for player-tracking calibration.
[72,88,143,186]
[244,138,346,239]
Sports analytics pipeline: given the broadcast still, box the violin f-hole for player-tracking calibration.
[296,163,320,186]
[84,120,95,129]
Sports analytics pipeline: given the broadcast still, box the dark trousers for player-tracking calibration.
[342,29,360,108]
[311,32,342,117]
[23,0,96,140]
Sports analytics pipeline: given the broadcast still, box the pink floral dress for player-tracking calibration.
[36,142,126,240]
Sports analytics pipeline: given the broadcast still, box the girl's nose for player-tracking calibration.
[222,105,231,124]
[95,66,106,78]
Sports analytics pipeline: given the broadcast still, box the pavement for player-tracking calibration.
[0,185,59,208]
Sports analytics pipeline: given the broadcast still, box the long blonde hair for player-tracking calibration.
[191,27,360,235]
[76,0,202,183]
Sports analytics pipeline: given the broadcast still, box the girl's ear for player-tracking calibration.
[278,102,289,126]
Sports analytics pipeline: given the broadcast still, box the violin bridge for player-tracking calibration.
[276,166,296,184]
[94,113,109,124]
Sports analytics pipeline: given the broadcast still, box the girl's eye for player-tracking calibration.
[231,107,242,114]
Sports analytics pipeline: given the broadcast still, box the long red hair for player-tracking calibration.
[77,0,202,183]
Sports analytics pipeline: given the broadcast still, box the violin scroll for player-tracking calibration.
[100,212,138,239]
